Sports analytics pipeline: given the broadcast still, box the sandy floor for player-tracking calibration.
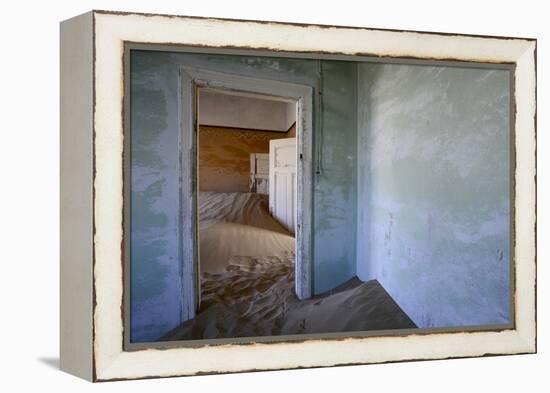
[199,191,289,234]
[163,255,416,340]
[163,192,416,340]
[199,192,295,274]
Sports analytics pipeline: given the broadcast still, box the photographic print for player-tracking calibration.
[127,50,513,344]
[60,11,536,381]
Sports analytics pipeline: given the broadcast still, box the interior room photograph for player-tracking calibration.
[128,49,512,344]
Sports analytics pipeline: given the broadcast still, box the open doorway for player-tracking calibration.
[189,88,299,337]
[196,88,299,294]
[170,67,314,338]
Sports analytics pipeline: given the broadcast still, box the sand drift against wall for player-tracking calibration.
[163,256,416,340]
[163,192,415,340]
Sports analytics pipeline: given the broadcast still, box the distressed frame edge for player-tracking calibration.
[512,40,537,353]
[59,11,95,382]
[90,11,537,381]
[90,9,538,42]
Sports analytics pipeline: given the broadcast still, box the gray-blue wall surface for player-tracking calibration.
[130,49,512,341]
[356,63,511,328]
[130,51,358,342]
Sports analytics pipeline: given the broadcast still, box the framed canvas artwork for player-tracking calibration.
[60,10,537,381]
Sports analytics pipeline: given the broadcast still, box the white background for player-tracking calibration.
[0,0,546,391]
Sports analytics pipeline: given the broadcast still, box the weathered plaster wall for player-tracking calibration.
[198,125,289,193]
[314,61,358,293]
[130,51,357,341]
[356,63,511,328]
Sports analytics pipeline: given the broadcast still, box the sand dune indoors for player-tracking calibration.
[163,255,416,340]
[162,192,416,341]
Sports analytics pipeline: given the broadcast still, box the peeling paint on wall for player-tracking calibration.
[130,51,358,341]
[131,49,511,340]
[313,60,358,293]
[356,63,511,328]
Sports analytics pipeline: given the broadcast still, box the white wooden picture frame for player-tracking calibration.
[60,10,536,381]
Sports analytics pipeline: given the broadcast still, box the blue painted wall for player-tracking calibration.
[314,61,358,293]
[130,51,358,342]
[131,50,512,340]
[356,63,511,328]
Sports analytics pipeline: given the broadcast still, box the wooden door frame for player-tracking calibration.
[179,66,314,323]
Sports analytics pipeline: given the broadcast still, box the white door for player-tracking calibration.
[269,138,297,234]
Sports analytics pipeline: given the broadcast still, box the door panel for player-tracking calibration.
[269,138,297,234]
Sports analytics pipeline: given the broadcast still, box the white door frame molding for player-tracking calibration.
[179,66,314,323]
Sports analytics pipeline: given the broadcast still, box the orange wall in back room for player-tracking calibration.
[198,124,295,192]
